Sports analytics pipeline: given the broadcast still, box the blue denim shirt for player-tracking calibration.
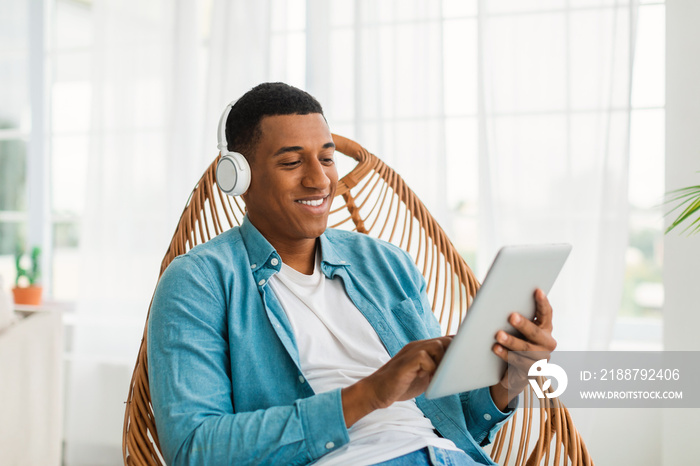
[148,216,514,465]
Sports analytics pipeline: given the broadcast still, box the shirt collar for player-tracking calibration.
[239,215,280,276]
[318,233,351,272]
[239,215,350,279]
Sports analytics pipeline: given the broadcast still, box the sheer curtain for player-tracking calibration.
[318,1,451,225]
[293,0,637,353]
[477,1,639,350]
[205,0,450,223]
[64,0,208,463]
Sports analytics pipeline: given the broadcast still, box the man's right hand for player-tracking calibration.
[340,336,453,427]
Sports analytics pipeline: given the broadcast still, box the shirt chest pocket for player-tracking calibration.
[389,297,432,342]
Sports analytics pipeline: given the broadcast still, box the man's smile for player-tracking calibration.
[295,195,330,207]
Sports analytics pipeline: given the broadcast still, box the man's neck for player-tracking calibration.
[274,239,317,275]
[245,215,320,274]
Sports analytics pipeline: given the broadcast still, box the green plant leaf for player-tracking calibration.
[665,183,700,235]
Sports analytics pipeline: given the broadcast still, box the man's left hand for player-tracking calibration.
[489,288,557,411]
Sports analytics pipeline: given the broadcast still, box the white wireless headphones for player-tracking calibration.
[216,101,251,196]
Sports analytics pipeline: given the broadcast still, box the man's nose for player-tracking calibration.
[302,159,330,189]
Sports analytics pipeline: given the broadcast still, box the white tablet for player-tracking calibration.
[424,243,572,400]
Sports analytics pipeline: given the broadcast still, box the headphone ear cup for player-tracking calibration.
[216,151,251,196]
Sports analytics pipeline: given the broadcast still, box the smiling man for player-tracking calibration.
[147,83,557,466]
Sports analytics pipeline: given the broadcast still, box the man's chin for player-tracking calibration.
[303,220,330,239]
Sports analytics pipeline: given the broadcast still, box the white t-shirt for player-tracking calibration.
[268,255,460,466]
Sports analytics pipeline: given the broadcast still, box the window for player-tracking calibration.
[0,0,30,291]
[614,0,665,350]
[49,0,92,300]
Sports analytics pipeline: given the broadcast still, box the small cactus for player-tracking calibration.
[15,246,41,287]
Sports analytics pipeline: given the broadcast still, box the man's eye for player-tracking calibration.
[281,160,300,167]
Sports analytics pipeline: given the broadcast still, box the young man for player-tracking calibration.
[148,83,557,465]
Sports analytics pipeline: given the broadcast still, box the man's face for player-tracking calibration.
[242,113,338,248]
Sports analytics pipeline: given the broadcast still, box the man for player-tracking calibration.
[148,83,557,465]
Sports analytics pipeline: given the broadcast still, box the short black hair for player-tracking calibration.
[225,82,324,158]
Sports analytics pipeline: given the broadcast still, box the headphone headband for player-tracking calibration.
[217,101,236,153]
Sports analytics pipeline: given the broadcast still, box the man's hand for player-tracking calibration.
[489,289,557,411]
[341,336,452,427]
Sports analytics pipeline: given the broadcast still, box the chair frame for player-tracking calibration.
[122,134,592,465]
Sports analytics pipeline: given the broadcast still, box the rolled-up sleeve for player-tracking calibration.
[460,387,517,446]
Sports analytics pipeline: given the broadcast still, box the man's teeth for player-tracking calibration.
[297,198,324,206]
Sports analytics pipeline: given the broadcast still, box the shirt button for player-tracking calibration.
[325,442,335,450]
[340,260,346,264]
[271,258,279,266]
[251,264,257,269]
[483,413,492,421]
[258,279,266,286]
[298,375,305,384]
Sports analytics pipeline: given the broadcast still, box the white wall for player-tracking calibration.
[663,1,700,464]
[581,408,661,465]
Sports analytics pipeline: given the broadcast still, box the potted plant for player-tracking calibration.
[12,246,43,305]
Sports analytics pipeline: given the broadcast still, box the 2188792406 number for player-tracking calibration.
[599,368,680,381]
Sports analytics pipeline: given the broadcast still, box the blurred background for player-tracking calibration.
[0,0,697,464]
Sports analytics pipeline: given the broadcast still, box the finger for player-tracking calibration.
[492,344,537,375]
[507,346,549,371]
[493,341,549,364]
[509,313,557,350]
[400,338,450,368]
[496,326,556,353]
[434,335,454,348]
[419,336,453,354]
[494,332,532,356]
[417,350,438,375]
[492,344,551,394]
[404,336,452,352]
[533,289,553,329]
[423,337,452,365]
[492,343,508,362]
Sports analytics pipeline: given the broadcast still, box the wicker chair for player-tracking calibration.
[122,134,592,466]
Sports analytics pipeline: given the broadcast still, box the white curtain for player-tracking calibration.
[205,0,451,224]
[474,3,640,451]
[293,0,638,353]
[318,1,451,225]
[203,0,274,152]
[64,0,208,463]
[477,1,639,350]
